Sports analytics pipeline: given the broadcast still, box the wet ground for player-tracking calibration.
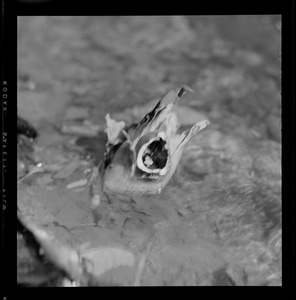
[17,16,281,286]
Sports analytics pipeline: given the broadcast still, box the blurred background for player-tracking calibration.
[17,16,281,286]
[17,16,281,139]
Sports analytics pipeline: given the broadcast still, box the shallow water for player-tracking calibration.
[17,16,281,286]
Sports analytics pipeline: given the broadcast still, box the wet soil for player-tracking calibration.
[17,16,281,286]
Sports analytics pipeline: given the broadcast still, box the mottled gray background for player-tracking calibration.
[17,16,281,286]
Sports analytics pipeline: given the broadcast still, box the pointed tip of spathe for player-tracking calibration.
[177,85,195,97]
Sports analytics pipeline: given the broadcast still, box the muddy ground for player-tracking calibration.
[17,16,281,286]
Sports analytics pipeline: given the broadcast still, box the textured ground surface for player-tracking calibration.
[17,16,281,286]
